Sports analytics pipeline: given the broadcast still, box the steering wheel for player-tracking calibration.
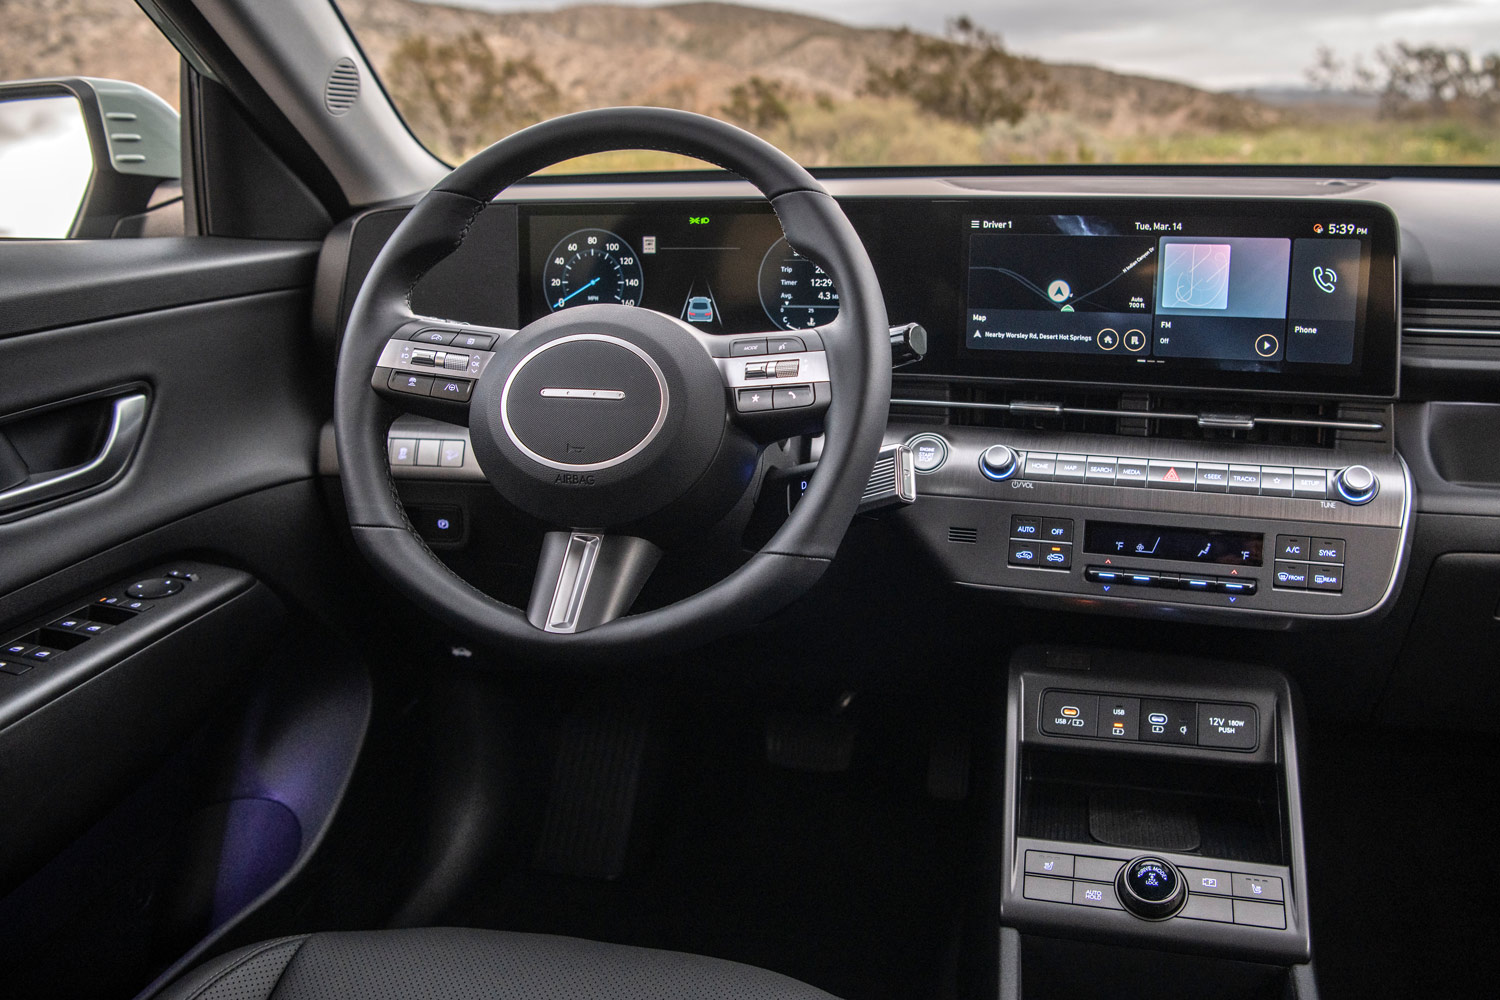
[334,108,890,659]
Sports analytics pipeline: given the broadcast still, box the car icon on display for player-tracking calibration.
[685,296,714,323]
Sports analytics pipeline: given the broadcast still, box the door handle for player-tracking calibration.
[0,393,147,515]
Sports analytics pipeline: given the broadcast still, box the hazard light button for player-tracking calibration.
[1148,460,1198,491]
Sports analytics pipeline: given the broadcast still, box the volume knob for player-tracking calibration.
[1334,465,1378,504]
[979,445,1019,481]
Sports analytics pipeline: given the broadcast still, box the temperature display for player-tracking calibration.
[1084,521,1263,567]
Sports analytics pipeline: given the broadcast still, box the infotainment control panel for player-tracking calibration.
[888,423,1408,623]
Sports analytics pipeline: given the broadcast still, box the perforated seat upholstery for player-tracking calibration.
[155,927,843,1000]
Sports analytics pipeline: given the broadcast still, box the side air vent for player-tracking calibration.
[948,526,978,544]
[1403,297,1500,338]
[324,58,361,116]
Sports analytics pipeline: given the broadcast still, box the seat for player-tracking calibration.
[155,927,843,1000]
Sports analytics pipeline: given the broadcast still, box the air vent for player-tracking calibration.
[1403,297,1500,338]
[324,58,361,116]
[948,526,978,544]
[892,381,1382,449]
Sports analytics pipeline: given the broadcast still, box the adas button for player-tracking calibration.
[1117,857,1186,919]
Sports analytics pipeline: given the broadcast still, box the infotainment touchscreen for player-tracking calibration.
[947,199,1399,397]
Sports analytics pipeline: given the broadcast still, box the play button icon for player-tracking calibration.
[1255,334,1280,358]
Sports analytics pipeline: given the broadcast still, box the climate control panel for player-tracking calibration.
[889,424,1408,623]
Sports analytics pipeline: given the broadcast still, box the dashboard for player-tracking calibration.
[323,177,1456,630]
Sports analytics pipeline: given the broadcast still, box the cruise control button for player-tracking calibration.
[1274,562,1309,588]
[1260,467,1295,496]
[767,336,805,354]
[1114,459,1149,487]
[1308,566,1344,591]
[1275,535,1310,560]
[1148,460,1196,490]
[1311,538,1345,563]
[1233,874,1284,902]
[1228,465,1263,494]
[1008,540,1041,567]
[388,371,434,396]
[1041,691,1098,736]
[430,378,473,402]
[735,387,773,412]
[730,338,768,357]
[409,329,455,345]
[1195,463,1230,492]
[772,385,815,409]
[1196,703,1258,749]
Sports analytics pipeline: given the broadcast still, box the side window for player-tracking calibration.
[0,0,183,239]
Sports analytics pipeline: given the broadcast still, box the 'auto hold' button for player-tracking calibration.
[1041,691,1098,737]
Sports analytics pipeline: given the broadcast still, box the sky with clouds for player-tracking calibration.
[430,0,1500,90]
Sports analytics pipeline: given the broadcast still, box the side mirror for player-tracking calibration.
[0,77,181,239]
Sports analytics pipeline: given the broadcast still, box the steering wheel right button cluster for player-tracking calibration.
[1116,856,1186,920]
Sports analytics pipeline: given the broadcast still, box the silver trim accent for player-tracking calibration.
[540,387,627,400]
[500,334,670,472]
[890,397,1385,433]
[542,532,602,633]
[0,393,147,517]
[377,337,500,381]
[1403,326,1500,338]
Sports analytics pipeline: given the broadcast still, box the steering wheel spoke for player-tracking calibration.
[372,319,517,425]
[527,531,662,633]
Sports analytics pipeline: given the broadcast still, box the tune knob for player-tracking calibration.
[1116,856,1186,920]
[1334,465,1378,504]
[979,445,1019,481]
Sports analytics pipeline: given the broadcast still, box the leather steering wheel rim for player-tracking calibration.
[334,107,890,661]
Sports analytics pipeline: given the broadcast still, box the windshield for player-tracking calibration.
[340,0,1500,170]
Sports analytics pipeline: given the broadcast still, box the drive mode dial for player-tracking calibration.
[1116,856,1187,920]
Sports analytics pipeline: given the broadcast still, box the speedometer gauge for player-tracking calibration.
[542,229,643,311]
[757,237,838,330]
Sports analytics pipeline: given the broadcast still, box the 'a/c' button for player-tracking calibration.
[1041,691,1098,737]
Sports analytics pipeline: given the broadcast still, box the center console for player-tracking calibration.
[999,646,1314,998]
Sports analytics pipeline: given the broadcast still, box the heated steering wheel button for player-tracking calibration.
[736,388,773,412]
[772,385,814,409]
[127,578,185,599]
